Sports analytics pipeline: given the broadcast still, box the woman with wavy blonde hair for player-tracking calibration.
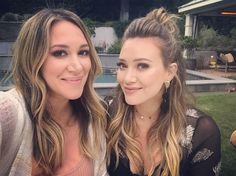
[107,7,221,176]
[0,9,107,175]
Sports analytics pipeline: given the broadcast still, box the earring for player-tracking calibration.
[164,80,170,91]
[161,81,171,113]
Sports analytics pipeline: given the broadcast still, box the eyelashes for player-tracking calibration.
[51,50,67,57]
[137,63,149,70]
[117,62,150,71]
[117,62,127,70]
[50,49,90,58]
[78,49,89,56]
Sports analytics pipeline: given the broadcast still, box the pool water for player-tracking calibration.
[95,74,116,83]
[95,72,210,84]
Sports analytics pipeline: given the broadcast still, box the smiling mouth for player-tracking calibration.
[123,87,141,94]
[62,77,83,83]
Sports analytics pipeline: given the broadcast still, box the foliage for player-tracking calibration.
[82,18,96,35]
[176,14,185,37]
[196,92,236,176]
[0,12,24,21]
[230,28,236,39]
[103,21,129,38]
[107,40,122,54]
[230,28,236,48]
[181,36,197,59]
[182,36,197,49]
[197,26,217,49]
[197,25,236,51]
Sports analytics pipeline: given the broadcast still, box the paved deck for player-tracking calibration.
[197,69,236,78]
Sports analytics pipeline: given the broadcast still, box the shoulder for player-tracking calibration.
[0,88,25,117]
[181,108,220,153]
[186,108,220,135]
[0,88,27,139]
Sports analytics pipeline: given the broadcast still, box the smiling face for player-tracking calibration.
[117,37,176,106]
[42,20,91,101]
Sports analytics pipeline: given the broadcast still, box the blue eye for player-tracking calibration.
[78,50,89,56]
[137,63,149,70]
[51,50,67,57]
[117,62,127,70]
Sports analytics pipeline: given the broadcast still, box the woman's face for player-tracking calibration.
[117,37,176,106]
[42,20,91,101]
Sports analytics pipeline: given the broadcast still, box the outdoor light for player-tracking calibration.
[221,12,236,15]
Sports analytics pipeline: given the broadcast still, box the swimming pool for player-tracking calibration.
[94,68,236,96]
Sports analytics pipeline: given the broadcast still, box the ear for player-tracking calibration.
[167,62,177,80]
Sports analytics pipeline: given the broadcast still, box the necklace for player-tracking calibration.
[135,108,158,120]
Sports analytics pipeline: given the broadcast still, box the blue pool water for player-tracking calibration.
[95,72,210,83]
[95,74,117,83]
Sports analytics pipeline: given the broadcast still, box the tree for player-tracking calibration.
[120,0,129,22]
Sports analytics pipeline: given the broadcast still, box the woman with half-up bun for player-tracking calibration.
[0,9,108,176]
[107,7,221,176]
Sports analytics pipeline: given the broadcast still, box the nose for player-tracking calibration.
[67,55,83,73]
[123,68,137,84]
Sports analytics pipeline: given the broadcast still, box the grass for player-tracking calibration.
[227,75,236,80]
[196,92,236,176]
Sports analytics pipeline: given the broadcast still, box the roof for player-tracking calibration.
[178,0,236,16]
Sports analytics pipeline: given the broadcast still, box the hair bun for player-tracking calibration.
[146,7,179,34]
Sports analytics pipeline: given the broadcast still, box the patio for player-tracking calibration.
[198,68,236,79]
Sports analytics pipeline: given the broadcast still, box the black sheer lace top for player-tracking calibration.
[107,108,221,176]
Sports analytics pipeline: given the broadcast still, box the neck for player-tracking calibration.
[134,103,161,136]
[48,97,75,127]
[135,101,161,121]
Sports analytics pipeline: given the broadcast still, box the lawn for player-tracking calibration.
[196,92,236,176]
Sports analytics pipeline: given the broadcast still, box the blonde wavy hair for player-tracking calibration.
[107,7,189,176]
[11,9,106,175]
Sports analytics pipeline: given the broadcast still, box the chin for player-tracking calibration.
[66,92,83,100]
[124,97,139,105]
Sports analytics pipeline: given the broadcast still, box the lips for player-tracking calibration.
[61,77,83,84]
[123,86,141,94]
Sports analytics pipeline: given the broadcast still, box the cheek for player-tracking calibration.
[116,71,123,83]
[41,61,52,80]
[83,59,92,73]
[41,56,61,75]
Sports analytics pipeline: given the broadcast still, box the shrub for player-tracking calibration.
[82,18,96,36]
[197,26,218,49]
[1,12,24,21]
[182,36,197,49]
[107,40,121,54]
[197,25,236,51]
[181,36,197,59]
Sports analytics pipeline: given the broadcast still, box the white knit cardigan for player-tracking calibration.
[0,88,108,176]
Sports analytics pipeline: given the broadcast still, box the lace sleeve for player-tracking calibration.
[0,94,19,156]
[187,115,221,176]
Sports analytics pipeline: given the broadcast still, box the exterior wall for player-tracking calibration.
[185,14,193,37]
[91,27,118,52]
[0,42,14,55]
[0,22,21,41]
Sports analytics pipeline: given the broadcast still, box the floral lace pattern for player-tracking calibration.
[186,109,199,118]
[181,108,221,176]
[192,148,213,163]
[180,125,194,154]
[213,161,221,176]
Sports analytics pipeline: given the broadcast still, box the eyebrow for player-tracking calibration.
[50,44,89,50]
[118,58,152,62]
